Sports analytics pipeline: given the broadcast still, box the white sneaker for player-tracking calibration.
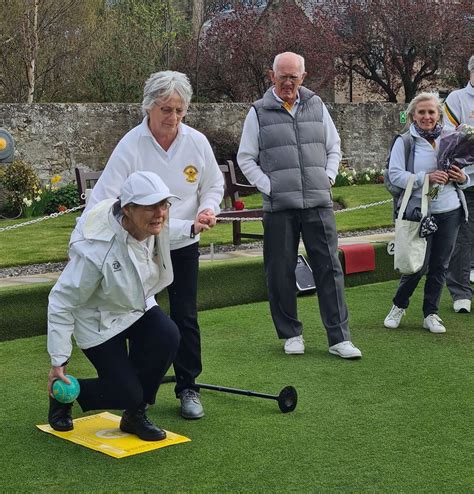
[453,299,471,313]
[284,335,305,355]
[384,305,406,329]
[328,341,362,359]
[423,314,446,334]
[470,270,474,284]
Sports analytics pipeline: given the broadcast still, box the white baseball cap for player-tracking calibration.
[120,171,179,207]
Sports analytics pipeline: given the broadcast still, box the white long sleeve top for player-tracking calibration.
[237,89,341,196]
[443,82,474,132]
[85,117,225,250]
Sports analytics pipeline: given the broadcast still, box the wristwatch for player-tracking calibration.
[190,224,195,239]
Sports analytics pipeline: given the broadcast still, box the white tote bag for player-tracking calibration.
[394,174,429,275]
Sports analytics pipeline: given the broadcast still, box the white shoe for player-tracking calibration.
[453,299,471,313]
[284,335,305,355]
[470,270,474,284]
[423,314,446,334]
[328,341,362,359]
[384,305,406,329]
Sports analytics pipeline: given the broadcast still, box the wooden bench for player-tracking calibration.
[75,162,264,245]
[216,160,263,245]
[75,168,102,205]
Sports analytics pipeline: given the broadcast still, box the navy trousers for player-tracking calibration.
[77,306,180,412]
[393,207,463,317]
[168,242,202,396]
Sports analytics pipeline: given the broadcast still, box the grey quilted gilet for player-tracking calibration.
[253,86,333,212]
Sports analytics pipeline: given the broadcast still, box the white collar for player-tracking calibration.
[271,88,300,106]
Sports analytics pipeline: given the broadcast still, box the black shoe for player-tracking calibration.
[48,396,73,431]
[120,405,166,441]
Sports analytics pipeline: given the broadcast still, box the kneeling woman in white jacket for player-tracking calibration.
[47,171,181,441]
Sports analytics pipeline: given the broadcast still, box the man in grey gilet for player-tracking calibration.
[237,52,362,359]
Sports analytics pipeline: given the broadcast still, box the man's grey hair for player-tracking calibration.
[468,55,474,72]
[406,92,443,125]
[142,71,192,116]
[273,52,305,74]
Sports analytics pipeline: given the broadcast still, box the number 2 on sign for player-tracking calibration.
[387,241,395,256]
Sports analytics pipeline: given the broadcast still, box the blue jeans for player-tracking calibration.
[393,207,463,317]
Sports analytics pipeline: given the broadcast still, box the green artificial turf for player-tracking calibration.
[0,281,472,492]
[0,185,393,268]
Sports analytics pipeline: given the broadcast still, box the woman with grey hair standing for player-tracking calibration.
[384,92,470,334]
[84,71,224,420]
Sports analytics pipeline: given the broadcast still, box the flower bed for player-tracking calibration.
[335,165,384,187]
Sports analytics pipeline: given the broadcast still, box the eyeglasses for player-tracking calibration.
[140,200,171,212]
[276,75,302,83]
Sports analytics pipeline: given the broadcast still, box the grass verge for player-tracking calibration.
[0,185,393,268]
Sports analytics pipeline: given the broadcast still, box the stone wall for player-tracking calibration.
[0,102,407,183]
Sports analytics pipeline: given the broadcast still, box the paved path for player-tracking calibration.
[199,231,394,261]
[0,231,394,289]
[0,272,61,288]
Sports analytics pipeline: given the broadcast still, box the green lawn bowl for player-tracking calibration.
[52,375,80,403]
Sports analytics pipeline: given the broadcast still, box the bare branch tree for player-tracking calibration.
[314,0,472,102]
[21,0,40,103]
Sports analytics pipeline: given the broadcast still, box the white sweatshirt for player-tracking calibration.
[85,118,225,250]
[443,82,474,131]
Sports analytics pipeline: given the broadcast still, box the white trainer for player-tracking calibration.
[384,305,406,329]
[453,299,471,313]
[423,314,446,334]
[284,335,305,355]
[328,341,362,359]
[470,269,474,284]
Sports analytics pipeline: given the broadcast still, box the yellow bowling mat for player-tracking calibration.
[37,411,191,458]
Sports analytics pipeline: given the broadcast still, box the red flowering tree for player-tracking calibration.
[312,0,472,102]
[191,1,335,102]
